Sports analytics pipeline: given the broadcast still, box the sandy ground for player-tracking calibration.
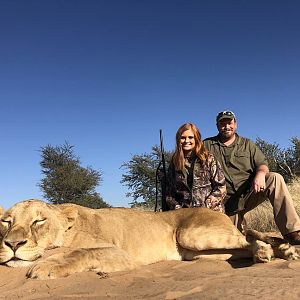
[1,255,300,300]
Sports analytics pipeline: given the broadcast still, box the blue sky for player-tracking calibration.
[0,0,300,209]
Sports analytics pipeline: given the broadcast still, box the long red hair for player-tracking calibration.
[172,123,208,171]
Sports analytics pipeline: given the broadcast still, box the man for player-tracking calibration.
[203,110,300,245]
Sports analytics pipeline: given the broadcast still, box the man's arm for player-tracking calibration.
[252,164,269,193]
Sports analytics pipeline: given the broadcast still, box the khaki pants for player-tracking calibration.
[229,172,300,236]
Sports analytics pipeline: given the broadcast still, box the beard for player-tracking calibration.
[219,130,235,141]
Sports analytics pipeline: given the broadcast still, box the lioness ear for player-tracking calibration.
[0,206,4,217]
[60,206,78,229]
[0,206,5,238]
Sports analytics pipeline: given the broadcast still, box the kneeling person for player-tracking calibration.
[204,110,300,245]
[166,123,226,213]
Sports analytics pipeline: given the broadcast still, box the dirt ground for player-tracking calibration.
[1,255,300,300]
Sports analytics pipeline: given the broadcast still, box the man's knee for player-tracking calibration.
[266,172,285,184]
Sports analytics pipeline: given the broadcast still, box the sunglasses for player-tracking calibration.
[217,110,236,119]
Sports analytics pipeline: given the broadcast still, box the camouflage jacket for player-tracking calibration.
[166,153,226,213]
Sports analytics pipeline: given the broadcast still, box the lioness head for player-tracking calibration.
[0,199,77,267]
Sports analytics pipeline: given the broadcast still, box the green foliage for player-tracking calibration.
[288,137,300,176]
[256,137,300,182]
[255,138,284,174]
[121,145,173,209]
[39,142,110,208]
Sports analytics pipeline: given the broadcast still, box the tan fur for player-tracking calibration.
[0,199,298,280]
[0,206,4,216]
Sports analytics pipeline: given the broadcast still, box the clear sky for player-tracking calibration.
[0,0,300,209]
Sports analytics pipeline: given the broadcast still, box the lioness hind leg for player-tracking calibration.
[275,243,300,260]
[177,227,249,251]
[177,225,277,263]
[251,240,273,263]
[27,247,137,280]
[246,229,300,261]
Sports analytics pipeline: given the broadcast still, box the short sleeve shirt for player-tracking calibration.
[203,134,268,211]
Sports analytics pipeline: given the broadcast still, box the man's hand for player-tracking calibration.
[252,165,269,193]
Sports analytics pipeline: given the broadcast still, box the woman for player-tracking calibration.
[166,123,226,213]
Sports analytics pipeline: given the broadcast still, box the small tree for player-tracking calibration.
[39,142,110,208]
[256,137,300,182]
[255,138,283,174]
[121,146,173,209]
[287,137,300,176]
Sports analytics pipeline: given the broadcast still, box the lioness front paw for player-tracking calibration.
[27,261,71,280]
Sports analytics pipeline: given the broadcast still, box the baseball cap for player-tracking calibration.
[216,110,236,122]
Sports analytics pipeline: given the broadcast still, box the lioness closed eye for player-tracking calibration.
[0,199,298,280]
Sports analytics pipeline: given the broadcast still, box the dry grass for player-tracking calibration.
[245,178,300,232]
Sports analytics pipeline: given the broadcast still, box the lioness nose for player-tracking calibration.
[4,239,27,251]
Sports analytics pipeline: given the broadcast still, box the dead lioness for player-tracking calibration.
[0,199,298,280]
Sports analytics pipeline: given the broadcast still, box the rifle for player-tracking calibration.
[155,129,168,212]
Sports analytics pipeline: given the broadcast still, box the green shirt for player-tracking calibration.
[203,134,268,213]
